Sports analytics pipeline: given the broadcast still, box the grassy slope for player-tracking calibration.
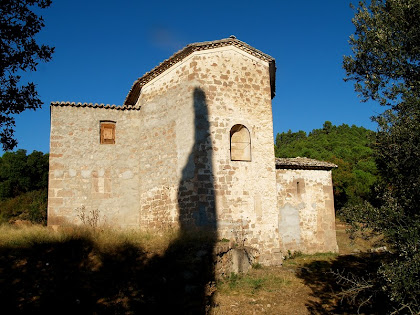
[0,221,385,314]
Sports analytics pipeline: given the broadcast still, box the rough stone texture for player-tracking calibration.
[48,106,141,228]
[48,38,337,266]
[276,168,338,254]
[214,243,256,277]
[134,46,281,265]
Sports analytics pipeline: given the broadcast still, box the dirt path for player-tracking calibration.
[211,219,384,314]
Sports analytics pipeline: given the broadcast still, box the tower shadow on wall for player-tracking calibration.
[146,87,217,313]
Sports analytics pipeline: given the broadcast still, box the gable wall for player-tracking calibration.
[197,47,281,264]
[134,55,197,230]
[135,47,281,264]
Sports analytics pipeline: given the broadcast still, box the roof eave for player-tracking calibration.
[275,157,338,171]
[50,101,141,111]
[275,165,337,171]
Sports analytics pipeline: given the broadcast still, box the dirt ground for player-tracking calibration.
[211,219,385,315]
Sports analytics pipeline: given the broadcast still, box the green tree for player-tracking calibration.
[342,0,420,312]
[0,149,48,199]
[0,0,54,150]
[322,120,333,134]
[275,122,377,209]
[0,149,49,224]
[343,0,419,107]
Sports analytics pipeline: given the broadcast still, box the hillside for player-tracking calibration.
[275,121,377,209]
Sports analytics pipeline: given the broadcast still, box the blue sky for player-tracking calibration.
[11,0,382,154]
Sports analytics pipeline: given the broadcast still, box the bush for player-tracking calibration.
[0,189,47,225]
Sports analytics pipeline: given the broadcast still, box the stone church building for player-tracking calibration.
[48,37,338,265]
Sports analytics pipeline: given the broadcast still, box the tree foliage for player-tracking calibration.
[0,0,54,150]
[0,149,48,224]
[0,149,48,199]
[342,0,420,313]
[275,121,377,209]
[343,0,419,107]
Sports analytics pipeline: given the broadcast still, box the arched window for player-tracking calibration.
[230,124,251,161]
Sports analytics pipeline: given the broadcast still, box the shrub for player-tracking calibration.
[0,189,47,225]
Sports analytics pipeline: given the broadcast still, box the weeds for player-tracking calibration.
[227,272,240,289]
[76,205,103,229]
[252,262,263,269]
[245,277,265,292]
[285,250,303,260]
[218,270,290,295]
[0,224,73,248]
[0,224,176,253]
[284,251,338,262]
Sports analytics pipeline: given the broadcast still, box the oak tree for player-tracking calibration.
[343,0,419,312]
[0,0,54,150]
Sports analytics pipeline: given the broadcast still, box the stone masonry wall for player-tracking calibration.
[49,46,282,265]
[276,168,338,254]
[136,46,281,265]
[48,106,142,228]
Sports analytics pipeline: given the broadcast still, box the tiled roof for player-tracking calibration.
[50,102,141,110]
[275,157,338,170]
[124,36,276,105]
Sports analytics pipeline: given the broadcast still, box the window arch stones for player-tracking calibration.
[230,124,251,161]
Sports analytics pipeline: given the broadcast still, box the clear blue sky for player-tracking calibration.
[11,0,382,154]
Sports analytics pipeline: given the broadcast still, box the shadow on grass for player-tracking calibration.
[0,87,218,314]
[0,232,216,314]
[296,252,390,314]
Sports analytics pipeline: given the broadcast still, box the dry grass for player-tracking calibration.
[217,268,292,295]
[0,224,64,247]
[212,265,313,314]
[0,223,218,313]
[335,218,385,255]
[0,224,178,252]
[0,219,384,314]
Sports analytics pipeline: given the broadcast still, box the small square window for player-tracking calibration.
[100,122,115,144]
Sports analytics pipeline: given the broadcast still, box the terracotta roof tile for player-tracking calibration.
[50,102,140,111]
[124,36,276,105]
[275,157,337,170]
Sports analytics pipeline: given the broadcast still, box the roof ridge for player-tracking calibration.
[50,101,140,111]
[124,37,276,105]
